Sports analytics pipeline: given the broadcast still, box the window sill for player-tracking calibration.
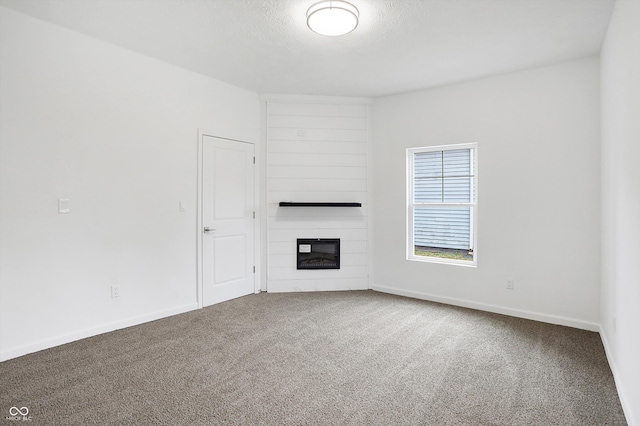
[407,255,477,268]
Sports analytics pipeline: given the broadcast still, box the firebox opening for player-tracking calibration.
[297,238,340,270]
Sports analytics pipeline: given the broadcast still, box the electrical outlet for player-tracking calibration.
[111,285,120,298]
[58,198,70,214]
[506,278,514,290]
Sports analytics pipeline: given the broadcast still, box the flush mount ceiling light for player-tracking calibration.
[307,1,359,36]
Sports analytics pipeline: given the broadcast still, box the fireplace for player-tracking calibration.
[297,239,340,270]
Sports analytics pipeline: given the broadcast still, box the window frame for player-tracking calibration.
[406,143,478,267]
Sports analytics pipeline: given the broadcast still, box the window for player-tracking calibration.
[407,143,477,266]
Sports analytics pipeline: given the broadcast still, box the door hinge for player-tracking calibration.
[253,211,255,219]
[253,266,256,273]
[253,156,256,164]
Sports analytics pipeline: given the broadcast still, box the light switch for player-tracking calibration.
[58,198,70,214]
[179,200,186,212]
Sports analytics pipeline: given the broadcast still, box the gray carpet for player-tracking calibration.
[0,290,627,425]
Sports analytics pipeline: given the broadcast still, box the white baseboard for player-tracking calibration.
[600,328,635,426]
[372,284,600,331]
[0,303,199,362]
[267,278,369,293]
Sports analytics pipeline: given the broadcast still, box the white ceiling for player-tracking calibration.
[0,0,615,98]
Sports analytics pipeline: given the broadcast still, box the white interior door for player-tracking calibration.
[201,135,254,307]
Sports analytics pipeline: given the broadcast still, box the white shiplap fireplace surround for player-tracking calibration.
[263,96,372,293]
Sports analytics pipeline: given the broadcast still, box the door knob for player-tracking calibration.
[204,227,215,233]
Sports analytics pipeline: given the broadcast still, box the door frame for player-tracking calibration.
[197,129,260,309]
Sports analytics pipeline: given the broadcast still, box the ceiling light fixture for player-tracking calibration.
[307,1,359,37]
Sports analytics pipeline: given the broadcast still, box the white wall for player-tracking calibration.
[0,7,260,361]
[372,57,601,330]
[264,97,370,292]
[600,0,640,423]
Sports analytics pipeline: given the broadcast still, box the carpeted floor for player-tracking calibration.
[0,291,627,425]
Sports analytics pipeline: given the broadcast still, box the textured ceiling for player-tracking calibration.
[0,0,615,97]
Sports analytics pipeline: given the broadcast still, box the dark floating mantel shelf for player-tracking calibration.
[279,202,362,207]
